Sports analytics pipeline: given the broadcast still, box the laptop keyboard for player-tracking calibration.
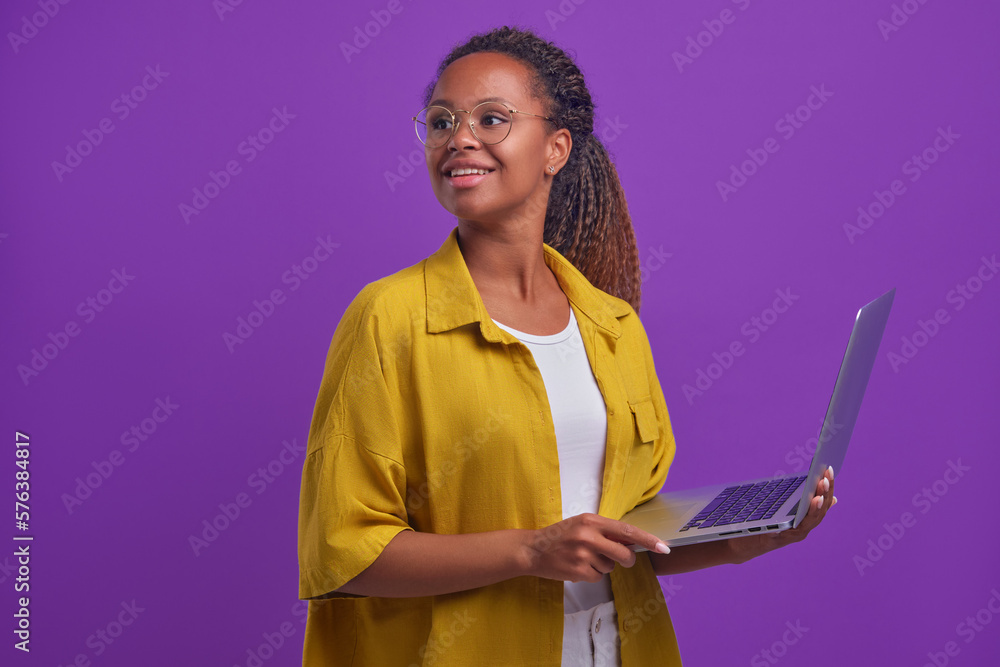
[679,475,807,531]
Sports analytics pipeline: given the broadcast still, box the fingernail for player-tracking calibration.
[655,541,670,554]
[828,465,835,479]
[833,496,838,505]
[822,478,830,493]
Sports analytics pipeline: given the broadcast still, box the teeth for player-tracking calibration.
[449,168,490,177]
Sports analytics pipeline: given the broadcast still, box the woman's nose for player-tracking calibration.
[449,113,481,148]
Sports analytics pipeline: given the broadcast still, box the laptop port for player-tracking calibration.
[748,527,762,532]
[767,524,779,530]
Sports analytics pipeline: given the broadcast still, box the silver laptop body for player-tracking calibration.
[623,288,895,549]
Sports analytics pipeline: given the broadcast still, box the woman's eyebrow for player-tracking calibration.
[428,95,514,107]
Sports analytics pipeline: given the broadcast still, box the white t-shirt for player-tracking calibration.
[492,306,614,614]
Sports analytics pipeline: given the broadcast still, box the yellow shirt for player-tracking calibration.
[298,226,683,666]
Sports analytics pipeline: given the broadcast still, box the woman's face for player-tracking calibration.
[423,52,570,230]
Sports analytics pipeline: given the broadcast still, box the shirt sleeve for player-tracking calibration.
[634,315,678,506]
[297,287,414,600]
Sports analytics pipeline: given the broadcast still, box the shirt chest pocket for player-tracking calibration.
[628,396,659,444]
[621,396,659,497]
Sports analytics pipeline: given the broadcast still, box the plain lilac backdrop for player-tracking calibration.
[2,1,998,665]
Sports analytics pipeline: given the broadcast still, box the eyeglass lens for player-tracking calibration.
[415,103,512,147]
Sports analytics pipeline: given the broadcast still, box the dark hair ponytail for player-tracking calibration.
[421,25,643,314]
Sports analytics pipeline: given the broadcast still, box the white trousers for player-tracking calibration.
[561,600,621,667]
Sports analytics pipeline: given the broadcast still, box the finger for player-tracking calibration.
[592,553,618,575]
[817,474,830,496]
[810,471,834,512]
[794,494,822,531]
[601,534,643,568]
[609,519,670,555]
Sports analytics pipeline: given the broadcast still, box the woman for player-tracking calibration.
[297,25,836,666]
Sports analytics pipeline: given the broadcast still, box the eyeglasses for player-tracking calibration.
[412,101,555,148]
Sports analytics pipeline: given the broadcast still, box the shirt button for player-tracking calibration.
[609,409,614,415]
[595,618,602,634]
[624,617,640,632]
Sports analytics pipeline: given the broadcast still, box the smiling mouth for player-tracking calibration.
[443,169,495,188]
[444,168,495,178]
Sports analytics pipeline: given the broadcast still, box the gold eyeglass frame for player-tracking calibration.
[412,101,556,148]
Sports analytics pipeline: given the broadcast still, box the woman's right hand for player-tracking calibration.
[520,513,671,583]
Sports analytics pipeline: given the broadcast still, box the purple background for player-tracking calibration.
[3,1,998,665]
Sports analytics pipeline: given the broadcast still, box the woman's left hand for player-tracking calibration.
[725,465,837,565]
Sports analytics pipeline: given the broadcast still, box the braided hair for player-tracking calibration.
[421,25,643,314]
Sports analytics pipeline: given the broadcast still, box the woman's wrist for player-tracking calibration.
[650,538,739,575]
[726,537,754,565]
[512,528,539,578]
[726,533,784,565]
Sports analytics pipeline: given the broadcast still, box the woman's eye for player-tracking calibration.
[431,118,452,130]
[480,113,508,127]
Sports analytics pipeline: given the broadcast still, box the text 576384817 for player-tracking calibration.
[13,431,32,652]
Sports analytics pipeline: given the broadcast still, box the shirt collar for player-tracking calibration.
[424,226,631,341]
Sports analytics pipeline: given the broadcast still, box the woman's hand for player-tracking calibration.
[726,465,838,564]
[521,513,670,583]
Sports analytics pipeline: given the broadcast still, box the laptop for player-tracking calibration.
[622,287,895,549]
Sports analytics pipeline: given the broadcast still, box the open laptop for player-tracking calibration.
[623,287,895,549]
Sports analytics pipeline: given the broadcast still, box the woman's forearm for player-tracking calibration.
[648,539,737,576]
[334,528,532,598]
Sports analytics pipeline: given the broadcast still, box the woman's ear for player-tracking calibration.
[548,128,572,173]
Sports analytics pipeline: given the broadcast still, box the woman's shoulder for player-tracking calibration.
[337,257,429,335]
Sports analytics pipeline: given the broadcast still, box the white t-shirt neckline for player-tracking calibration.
[491,307,577,345]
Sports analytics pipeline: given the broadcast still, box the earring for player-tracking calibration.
[548,166,555,173]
